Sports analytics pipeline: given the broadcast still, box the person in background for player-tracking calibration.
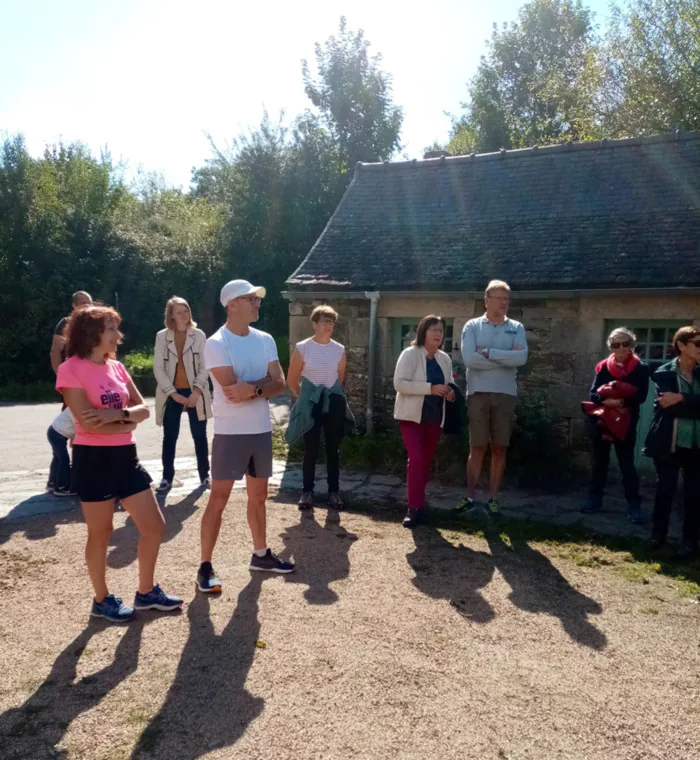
[644,326,700,561]
[50,291,93,373]
[582,327,650,523]
[57,305,182,623]
[458,280,528,516]
[197,279,294,595]
[393,315,455,528]
[47,290,92,492]
[153,296,212,494]
[47,406,76,497]
[286,305,353,511]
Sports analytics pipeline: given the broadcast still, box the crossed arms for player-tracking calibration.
[460,322,528,370]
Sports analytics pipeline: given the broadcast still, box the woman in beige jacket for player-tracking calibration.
[153,297,212,493]
[394,315,454,528]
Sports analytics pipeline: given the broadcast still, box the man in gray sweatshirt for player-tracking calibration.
[458,280,528,515]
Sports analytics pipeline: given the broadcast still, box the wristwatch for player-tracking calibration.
[255,385,264,397]
[121,408,131,421]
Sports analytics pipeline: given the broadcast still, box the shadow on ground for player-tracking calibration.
[0,617,149,760]
[108,488,204,569]
[131,575,265,759]
[484,527,608,650]
[406,524,496,624]
[279,509,358,604]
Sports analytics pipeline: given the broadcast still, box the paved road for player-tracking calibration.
[0,395,292,520]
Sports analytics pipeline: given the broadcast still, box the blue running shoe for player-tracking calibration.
[133,584,183,612]
[91,594,134,623]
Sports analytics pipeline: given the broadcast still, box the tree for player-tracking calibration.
[601,0,700,136]
[302,16,403,175]
[453,0,601,153]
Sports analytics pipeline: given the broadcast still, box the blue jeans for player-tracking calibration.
[47,426,70,490]
[162,388,209,482]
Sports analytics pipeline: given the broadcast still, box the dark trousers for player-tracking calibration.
[47,426,70,490]
[590,435,640,504]
[652,448,700,547]
[162,388,209,482]
[302,394,346,493]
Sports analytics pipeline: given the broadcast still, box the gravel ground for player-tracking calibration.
[0,491,698,760]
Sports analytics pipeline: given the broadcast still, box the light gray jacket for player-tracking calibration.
[153,327,212,426]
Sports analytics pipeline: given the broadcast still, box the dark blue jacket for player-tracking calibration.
[586,358,650,444]
[643,360,700,458]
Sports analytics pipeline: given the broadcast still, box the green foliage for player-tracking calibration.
[510,386,583,487]
[453,0,601,152]
[302,16,403,172]
[122,349,154,377]
[601,0,700,136]
[0,381,58,403]
[0,17,402,398]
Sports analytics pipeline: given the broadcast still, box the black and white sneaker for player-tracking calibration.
[155,479,172,494]
[298,491,314,510]
[249,549,295,574]
[197,562,222,593]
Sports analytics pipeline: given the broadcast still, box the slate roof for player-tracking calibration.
[287,133,700,292]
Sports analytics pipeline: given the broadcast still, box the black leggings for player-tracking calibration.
[652,448,700,547]
[302,395,346,493]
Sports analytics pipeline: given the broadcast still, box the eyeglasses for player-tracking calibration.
[610,341,631,349]
[238,295,261,305]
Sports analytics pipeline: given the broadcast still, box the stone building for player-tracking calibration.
[284,132,700,468]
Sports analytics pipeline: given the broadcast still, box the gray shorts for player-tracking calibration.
[211,432,273,481]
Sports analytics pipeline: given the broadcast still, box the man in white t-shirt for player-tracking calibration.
[197,279,294,591]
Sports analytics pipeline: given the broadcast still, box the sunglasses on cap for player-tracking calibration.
[610,341,631,349]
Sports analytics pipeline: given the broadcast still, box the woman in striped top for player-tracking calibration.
[287,305,348,510]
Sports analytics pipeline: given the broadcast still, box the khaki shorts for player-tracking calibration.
[467,392,517,447]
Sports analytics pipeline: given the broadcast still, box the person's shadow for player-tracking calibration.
[0,619,145,759]
[406,524,496,624]
[279,510,358,604]
[107,488,203,570]
[485,530,607,651]
[131,574,265,759]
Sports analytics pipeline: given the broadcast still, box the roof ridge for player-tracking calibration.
[358,131,700,172]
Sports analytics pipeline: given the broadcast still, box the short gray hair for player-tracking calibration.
[607,326,636,347]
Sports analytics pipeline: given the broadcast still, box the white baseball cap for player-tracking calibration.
[219,279,267,308]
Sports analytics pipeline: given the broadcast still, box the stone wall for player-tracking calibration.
[288,292,700,440]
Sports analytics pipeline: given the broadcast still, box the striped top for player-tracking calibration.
[297,337,345,388]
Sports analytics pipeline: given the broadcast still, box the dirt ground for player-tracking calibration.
[0,490,698,760]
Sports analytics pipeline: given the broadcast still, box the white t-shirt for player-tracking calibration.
[205,325,279,435]
[51,407,76,439]
[297,337,345,388]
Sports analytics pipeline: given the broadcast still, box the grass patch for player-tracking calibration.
[346,496,700,595]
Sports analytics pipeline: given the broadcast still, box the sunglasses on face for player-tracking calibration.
[610,341,631,349]
[688,340,700,348]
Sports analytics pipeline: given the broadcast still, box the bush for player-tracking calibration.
[275,336,291,373]
[0,380,59,403]
[510,386,583,488]
[123,350,157,396]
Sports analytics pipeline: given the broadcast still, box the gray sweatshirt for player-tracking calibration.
[460,315,528,397]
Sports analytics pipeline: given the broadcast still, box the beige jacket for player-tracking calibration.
[393,345,453,425]
[153,327,212,426]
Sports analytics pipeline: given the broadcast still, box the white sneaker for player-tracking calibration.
[200,476,212,489]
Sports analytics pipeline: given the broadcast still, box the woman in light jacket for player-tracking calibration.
[154,296,212,493]
[394,315,455,528]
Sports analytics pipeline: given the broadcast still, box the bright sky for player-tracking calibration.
[0,0,611,189]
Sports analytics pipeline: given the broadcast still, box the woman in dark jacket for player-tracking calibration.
[582,327,650,523]
[644,326,700,561]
